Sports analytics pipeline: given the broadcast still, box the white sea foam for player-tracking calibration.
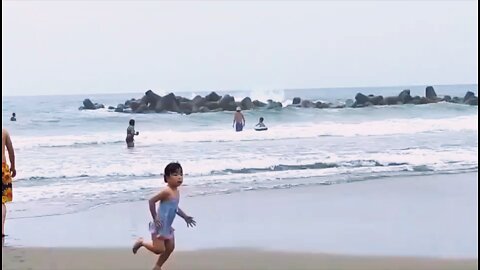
[12,115,477,149]
[3,88,478,218]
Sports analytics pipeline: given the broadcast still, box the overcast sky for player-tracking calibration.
[2,1,478,96]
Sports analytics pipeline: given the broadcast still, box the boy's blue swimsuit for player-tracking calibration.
[150,198,179,239]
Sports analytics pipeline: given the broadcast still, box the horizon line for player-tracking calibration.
[2,82,478,98]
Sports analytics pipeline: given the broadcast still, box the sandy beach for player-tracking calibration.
[2,173,478,269]
[2,248,478,270]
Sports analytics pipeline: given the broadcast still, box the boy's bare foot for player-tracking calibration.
[132,238,143,254]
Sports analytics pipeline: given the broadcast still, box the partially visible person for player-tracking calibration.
[126,119,140,148]
[2,128,16,238]
[254,117,268,131]
[132,162,196,270]
[232,107,245,132]
[10,113,16,122]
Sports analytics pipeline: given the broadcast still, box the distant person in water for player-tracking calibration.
[254,117,268,131]
[132,162,196,270]
[10,113,16,122]
[232,107,245,132]
[126,119,139,148]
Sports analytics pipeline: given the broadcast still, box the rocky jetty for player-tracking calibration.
[79,86,477,113]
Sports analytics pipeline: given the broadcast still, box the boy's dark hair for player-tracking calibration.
[259,117,264,122]
[164,162,183,182]
[12,113,16,117]
[129,119,135,125]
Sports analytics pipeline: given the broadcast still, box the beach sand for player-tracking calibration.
[3,173,478,269]
[2,247,478,270]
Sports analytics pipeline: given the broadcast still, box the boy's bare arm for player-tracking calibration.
[5,131,16,177]
[176,207,188,219]
[177,207,196,227]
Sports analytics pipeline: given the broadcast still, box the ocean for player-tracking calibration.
[2,84,478,220]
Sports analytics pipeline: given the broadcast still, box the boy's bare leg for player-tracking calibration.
[132,238,143,254]
[139,235,166,255]
[2,203,5,236]
[154,237,175,269]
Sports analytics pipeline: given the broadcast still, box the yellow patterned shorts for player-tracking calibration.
[2,163,12,203]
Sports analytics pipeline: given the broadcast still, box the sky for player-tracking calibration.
[2,0,478,96]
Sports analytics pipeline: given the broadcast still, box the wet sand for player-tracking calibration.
[2,247,478,270]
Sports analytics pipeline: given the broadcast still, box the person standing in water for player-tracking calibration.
[254,117,268,131]
[126,119,139,148]
[10,113,16,122]
[2,128,16,238]
[232,107,245,132]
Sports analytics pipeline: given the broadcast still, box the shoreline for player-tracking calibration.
[4,173,478,259]
[2,248,478,270]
